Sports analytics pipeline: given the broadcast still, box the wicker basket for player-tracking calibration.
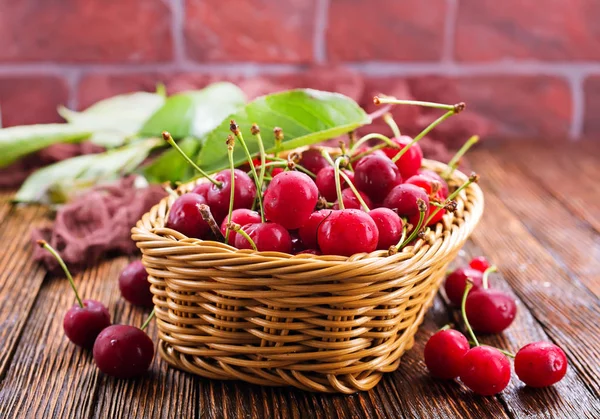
[131,157,483,393]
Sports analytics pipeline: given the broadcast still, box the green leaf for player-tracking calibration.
[139,82,246,139]
[15,139,161,204]
[141,137,200,183]
[196,89,370,173]
[0,124,91,168]
[58,92,165,148]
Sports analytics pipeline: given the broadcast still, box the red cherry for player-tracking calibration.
[298,209,333,249]
[263,171,319,230]
[191,182,210,198]
[515,342,568,388]
[444,267,484,305]
[419,169,449,198]
[165,193,210,239]
[353,148,386,167]
[317,209,379,256]
[220,208,261,245]
[460,346,511,396]
[315,167,354,202]
[424,329,470,379]
[406,174,442,196]
[272,167,284,177]
[118,260,153,308]
[93,325,154,379]
[290,231,305,253]
[300,148,329,175]
[465,289,517,334]
[63,299,111,348]
[234,222,292,253]
[368,208,403,250]
[332,188,373,211]
[354,154,403,203]
[206,169,257,223]
[383,184,429,217]
[469,256,491,272]
[382,136,423,179]
[425,192,447,226]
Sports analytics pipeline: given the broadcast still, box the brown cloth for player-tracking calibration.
[32,176,166,273]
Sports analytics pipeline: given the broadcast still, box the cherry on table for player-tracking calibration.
[234,222,293,253]
[460,346,511,396]
[469,256,491,272]
[368,208,403,250]
[165,193,211,239]
[382,136,423,180]
[220,208,261,245]
[93,325,154,379]
[119,260,153,308]
[424,329,470,379]
[465,288,517,334]
[300,148,329,175]
[332,188,373,211]
[299,209,333,249]
[317,209,379,256]
[444,267,484,305]
[206,169,257,224]
[383,184,430,217]
[315,166,354,202]
[263,171,319,230]
[515,341,568,388]
[354,154,403,203]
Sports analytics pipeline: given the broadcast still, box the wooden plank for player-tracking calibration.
[0,203,48,380]
[469,185,600,399]
[470,149,600,298]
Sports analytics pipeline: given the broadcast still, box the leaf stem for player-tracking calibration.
[162,131,221,187]
[140,308,155,331]
[461,281,479,347]
[36,240,84,308]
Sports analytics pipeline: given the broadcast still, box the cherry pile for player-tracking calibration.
[38,240,155,379]
[162,110,478,258]
[424,255,568,395]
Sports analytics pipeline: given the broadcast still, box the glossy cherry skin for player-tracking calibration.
[206,169,257,224]
[368,208,403,250]
[93,325,154,379]
[299,210,333,249]
[425,193,446,226]
[332,188,374,211]
[191,182,210,199]
[465,289,517,334]
[263,171,319,230]
[424,329,470,379]
[220,208,262,245]
[300,148,329,175]
[515,342,568,388]
[165,193,210,239]
[234,222,292,253]
[460,346,511,396]
[317,209,379,256]
[469,256,491,273]
[382,136,423,180]
[354,154,403,203]
[383,184,429,217]
[406,174,442,196]
[444,267,484,305]
[290,231,305,254]
[419,169,449,198]
[63,299,111,348]
[315,167,354,202]
[118,260,153,308]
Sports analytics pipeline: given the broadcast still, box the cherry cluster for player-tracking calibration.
[163,114,476,257]
[37,241,156,379]
[425,256,568,395]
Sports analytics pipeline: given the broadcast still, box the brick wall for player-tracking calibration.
[1,0,599,141]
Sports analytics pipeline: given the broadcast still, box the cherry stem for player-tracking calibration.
[466,340,515,358]
[225,137,236,242]
[229,223,257,251]
[439,324,452,332]
[268,157,316,178]
[425,172,479,225]
[383,113,401,138]
[333,156,346,210]
[230,120,264,217]
[197,204,225,241]
[350,133,396,154]
[273,127,283,158]
[373,96,456,111]
[162,131,222,188]
[251,125,267,223]
[396,201,427,250]
[443,135,480,179]
[482,265,497,289]
[36,240,84,308]
[140,308,155,331]
[339,171,370,212]
[461,281,479,347]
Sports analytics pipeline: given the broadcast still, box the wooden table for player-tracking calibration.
[0,142,599,418]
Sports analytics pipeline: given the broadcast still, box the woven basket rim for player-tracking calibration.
[132,157,484,272]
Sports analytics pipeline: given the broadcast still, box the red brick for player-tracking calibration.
[456,0,600,61]
[327,0,446,62]
[0,76,69,126]
[184,0,316,63]
[0,0,172,63]
[583,76,600,137]
[410,76,572,140]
